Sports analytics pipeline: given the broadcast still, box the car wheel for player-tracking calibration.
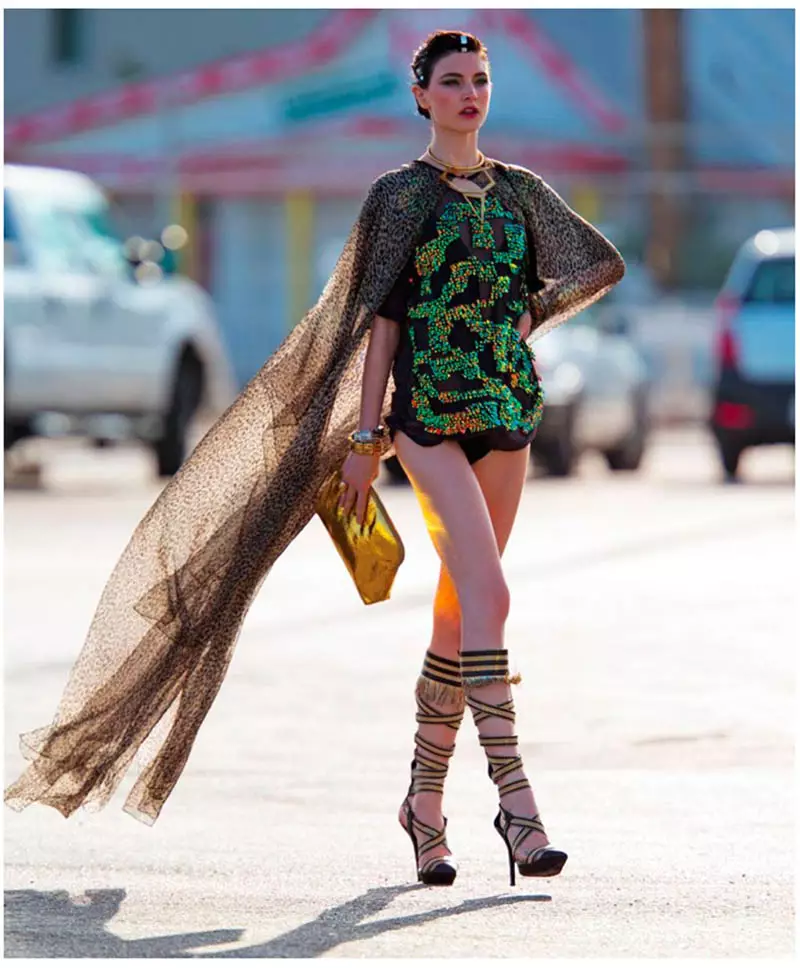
[383,454,408,484]
[4,419,32,451]
[604,391,648,472]
[153,355,203,477]
[539,403,577,477]
[3,347,31,451]
[719,442,743,481]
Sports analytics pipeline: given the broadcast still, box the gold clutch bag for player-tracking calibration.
[315,469,405,605]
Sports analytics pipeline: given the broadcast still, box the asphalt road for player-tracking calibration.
[4,430,795,957]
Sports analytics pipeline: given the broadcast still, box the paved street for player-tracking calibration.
[4,429,795,957]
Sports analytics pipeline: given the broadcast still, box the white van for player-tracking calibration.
[4,164,235,476]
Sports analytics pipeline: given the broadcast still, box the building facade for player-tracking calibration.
[5,8,793,385]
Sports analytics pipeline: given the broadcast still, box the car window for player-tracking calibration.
[4,192,18,241]
[72,204,130,280]
[16,200,93,274]
[4,191,27,267]
[744,257,795,304]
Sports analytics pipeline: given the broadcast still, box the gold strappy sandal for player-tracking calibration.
[399,650,464,886]
[462,648,568,886]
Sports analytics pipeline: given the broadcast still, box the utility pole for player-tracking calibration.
[643,9,686,289]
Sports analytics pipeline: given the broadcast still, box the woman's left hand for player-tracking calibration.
[516,310,533,341]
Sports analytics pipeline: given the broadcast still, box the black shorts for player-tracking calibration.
[457,436,494,465]
[389,423,535,466]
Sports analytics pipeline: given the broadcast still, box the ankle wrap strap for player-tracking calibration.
[467,695,515,723]
[480,742,531,796]
[410,652,465,796]
[410,731,454,795]
[498,806,546,862]
[416,690,465,732]
[466,681,531,797]
[415,651,465,709]
[416,649,465,727]
[461,649,521,688]
[411,815,449,874]
[423,650,461,689]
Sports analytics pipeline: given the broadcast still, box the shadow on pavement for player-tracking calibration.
[5,883,550,958]
[200,883,552,958]
[4,888,243,958]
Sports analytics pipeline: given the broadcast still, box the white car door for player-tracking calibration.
[4,191,51,416]
[6,189,103,413]
[600,329,645,434]
[70,201,168,411]
[570,313,631,447]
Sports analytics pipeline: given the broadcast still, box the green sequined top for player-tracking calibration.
[379,162,545,450]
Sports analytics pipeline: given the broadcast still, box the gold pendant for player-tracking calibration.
[461,187,490,226]
[463,195,479,220]
[439,167,496,228]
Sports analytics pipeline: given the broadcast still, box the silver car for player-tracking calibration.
[4,164,235,476]
[530,303,651,476]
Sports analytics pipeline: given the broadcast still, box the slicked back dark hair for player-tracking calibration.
[411,30,489,119]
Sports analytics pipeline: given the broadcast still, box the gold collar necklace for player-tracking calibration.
[421,147,495,227]
[425,147,489,174]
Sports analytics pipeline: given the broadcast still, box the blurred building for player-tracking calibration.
[4,8,794,386]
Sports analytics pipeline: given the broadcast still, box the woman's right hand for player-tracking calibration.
[338,450,381,526]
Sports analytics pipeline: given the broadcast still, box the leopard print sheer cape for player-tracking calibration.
[4,161,624,824]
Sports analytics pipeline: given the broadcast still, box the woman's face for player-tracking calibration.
[413,50,492,132]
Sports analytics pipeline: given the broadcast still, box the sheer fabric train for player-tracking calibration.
[4,161,624,824]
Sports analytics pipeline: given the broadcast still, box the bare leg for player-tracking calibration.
[470,448,549,857]
[396,435,550,864]
[394,434,514,865]
[427,441,529,656]
[429,564,461,661]
[395,434,511,653]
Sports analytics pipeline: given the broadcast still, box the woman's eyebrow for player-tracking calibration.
[439,71,490,80]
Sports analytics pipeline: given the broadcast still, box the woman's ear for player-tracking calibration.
[411,83,428,114]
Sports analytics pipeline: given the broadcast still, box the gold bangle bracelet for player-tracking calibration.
[349,435,392,457]
[349,440,383,457]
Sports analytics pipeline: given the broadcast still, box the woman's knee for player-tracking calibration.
[462,573,511,629]
[488,576,512,627]
[396,432,511,631]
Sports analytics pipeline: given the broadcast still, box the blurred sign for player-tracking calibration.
[5,10,376,146]
[283,71,397,124]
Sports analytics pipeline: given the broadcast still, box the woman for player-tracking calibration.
[337,31,623,887]
[5,31,623,889]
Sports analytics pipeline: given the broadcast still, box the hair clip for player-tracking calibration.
[459,34,469,49]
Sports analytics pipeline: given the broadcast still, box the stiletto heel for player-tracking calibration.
[494,809,517,886]
[400,788,457,886]
[400,795,423,881]
[494,805,568,885]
